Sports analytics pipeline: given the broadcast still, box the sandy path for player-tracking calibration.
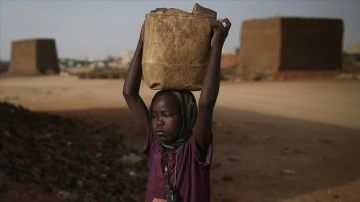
[1,76,359,129]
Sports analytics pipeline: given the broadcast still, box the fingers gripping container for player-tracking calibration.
[142,5,216,91]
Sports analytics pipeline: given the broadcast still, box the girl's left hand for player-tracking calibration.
[211,18,231,47]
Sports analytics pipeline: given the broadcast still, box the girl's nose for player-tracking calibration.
[156,117,164,125]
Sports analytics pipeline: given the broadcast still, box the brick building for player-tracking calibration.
[9,38,60,75]
[237,17,343,80]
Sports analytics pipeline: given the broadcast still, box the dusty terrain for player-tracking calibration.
[0,75,360,202]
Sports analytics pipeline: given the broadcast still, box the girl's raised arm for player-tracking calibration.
[194,18,231,153]
[123,23,151,134]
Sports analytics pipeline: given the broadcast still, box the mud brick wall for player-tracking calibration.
[237,17,343,79]
[9,40,37,75]
[237,18,282,79]
[9,39,59,75]
[280,18,343,71]
[36,39,60,74]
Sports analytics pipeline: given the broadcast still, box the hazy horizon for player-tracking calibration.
[1,0,359,61]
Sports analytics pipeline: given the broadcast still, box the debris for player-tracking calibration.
[319,139,333,144]
[58,190,70,199]
[280,147,302,155]
[282,169,295,175]
[4,130,10,138]
[227,157,238,162]
[222,175,234,182]
[129,170,138,177]
[0,102,147,201]
[211,162,222,169]
[0,184,9,194]
[120,153,143,165]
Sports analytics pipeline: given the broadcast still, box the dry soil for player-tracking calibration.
[0,75,360,202]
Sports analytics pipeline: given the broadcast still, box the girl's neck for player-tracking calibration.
[163,146,177,153]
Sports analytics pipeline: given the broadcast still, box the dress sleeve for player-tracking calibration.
[191,133,213,167]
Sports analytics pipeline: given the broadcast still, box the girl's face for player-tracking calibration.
[151,94,182,145]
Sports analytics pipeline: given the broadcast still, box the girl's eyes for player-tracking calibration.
[151,113,173,119]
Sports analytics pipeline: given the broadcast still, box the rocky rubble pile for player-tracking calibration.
[0,102,147,201]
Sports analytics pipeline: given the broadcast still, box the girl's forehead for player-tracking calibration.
[152,94,179,110]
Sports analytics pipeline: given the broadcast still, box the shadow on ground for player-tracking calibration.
[54,105,360,202]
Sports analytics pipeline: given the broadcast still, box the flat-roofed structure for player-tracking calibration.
[9,38,60,75]
[237,17,343,79]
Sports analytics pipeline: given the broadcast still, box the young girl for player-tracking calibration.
[123,17,231,202]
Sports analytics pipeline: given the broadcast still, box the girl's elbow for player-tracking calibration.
[122,88,129,96]
[122,89,135,98]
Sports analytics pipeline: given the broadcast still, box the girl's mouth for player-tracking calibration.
[156,131,165,136]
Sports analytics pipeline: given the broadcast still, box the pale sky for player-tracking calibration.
[1,0,359,60]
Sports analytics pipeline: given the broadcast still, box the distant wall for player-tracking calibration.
[9,39,59,75]
[221,54,237,69]
[9,40,37,75]
[280,18,343,71]
[237,17,343,79]
[237,18,282,79]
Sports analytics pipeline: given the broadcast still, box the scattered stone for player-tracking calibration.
[227,157,238,162]
[27,189,37,196]
[222,175,234,182]
[120,153,143,165]
[282,169,295,175]
[211,162,222,169]
[4,130,10,138]
[95,153,103,158]
[0,184,9,194]
[280,147,302,155]
[319,139,333,144]
[77,180,84,188]
[58,190,70,199]
[128,170,138,177]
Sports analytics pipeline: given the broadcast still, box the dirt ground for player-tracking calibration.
[0,75,360,202]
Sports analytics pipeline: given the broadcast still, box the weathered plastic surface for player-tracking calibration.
[142,11,214,91]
